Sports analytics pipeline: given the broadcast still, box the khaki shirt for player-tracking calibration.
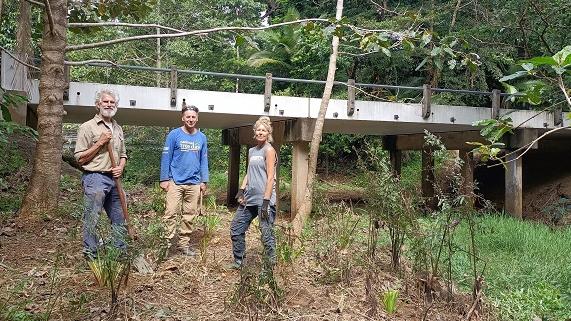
[74,114,127,172]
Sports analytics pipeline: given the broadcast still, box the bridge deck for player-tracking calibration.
[2,51,569,136]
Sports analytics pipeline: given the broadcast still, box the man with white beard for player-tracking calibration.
[74,89,128,260]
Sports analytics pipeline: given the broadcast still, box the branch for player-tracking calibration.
[488,125,571,168]
[0,46,40,71]
[24,0,44,7]
[66,18,330,52]
[64,59,117,66]
[68,22,185,33]
[43,0,54,35]
[557,75,571,107]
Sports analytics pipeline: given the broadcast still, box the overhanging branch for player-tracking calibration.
[68,22,185,33]
[67,18,330,52]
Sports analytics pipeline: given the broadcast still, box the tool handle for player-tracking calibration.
[107,143,134,238]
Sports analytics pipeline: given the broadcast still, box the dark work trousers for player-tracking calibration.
[230,204,276,265]
[81,172,127,258]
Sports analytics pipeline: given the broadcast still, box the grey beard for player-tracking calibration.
[100,108,117,118]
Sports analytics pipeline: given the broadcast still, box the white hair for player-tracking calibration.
[94,89,119,110]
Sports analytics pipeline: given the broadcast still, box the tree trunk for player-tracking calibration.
[15,0,32,60]
[291,0,344,238]
[20,0,68,218]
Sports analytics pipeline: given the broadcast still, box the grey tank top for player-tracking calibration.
[244,143,277,206]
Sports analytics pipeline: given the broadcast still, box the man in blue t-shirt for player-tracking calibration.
[159,105,209,256]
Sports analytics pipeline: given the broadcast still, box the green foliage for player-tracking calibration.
[275,225,303,265]
[499,45,571,108]
[451,215,571,320]
[469,116,513,162]
[197,213,221,262]
[382,289,399,314]
[360,141,417,270]
[312,202,361,285]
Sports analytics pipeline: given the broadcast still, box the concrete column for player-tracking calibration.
[421,148,436,210]
[291,141,309,218]
[226,144,240,207]
[460,151,474,206]
[505,152,523,218]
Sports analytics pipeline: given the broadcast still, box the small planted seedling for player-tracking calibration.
[382,289,399,314]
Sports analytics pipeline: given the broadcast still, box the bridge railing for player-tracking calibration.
[4,48,547,123]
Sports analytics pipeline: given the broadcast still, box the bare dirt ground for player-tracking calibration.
[0,207,485,321]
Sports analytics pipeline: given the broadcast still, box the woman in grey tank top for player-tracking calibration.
[229,116,278,269]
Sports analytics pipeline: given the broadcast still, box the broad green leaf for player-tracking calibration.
[499,71,529,82]
[430,46,442,57]
[434,57,443,70]
[421,32,432,47]
[523,56,556,66]
[521,63,534,71]
[443,47,454,57]
[415,58,429,71]
[381,47,391,57]
[553,45,571,65]
[551,66,566,75]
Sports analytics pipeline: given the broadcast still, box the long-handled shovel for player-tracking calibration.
[107,143,153,274]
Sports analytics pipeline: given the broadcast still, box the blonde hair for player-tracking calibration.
[253,116,273,143]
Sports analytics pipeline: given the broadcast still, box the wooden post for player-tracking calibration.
[390,150,402,177]
[274,143,281,214]
[291,141,309,219]
[347,79,355,116]
[491,89,501,119]
[264,73,272,112]
[422,84,431,119]
[227,144,240,207]
[460,151,474,207]
[505,152,523,218]
[421,148,436,210]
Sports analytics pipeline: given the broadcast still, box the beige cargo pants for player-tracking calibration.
[164,180,201,249]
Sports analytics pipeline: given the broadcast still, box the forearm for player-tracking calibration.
[78,142,104,165]
[240,176,248,190]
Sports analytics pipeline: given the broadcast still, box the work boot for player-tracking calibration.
[226,259,243,270]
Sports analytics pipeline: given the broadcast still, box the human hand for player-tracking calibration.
[200,182,207,193]
[111,165,124,178]
[97,131,112,146]
[159,181,170,192]
[260,199,270,220]
[235,189,245,205]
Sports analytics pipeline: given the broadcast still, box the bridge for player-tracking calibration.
[2,49,570,218]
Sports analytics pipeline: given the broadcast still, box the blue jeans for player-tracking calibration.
[81,172,126,257]
[230,205,276,265]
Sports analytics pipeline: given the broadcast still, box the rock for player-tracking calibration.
[0,227,15,236]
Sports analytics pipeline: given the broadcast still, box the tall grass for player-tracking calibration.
[451,214,571,320]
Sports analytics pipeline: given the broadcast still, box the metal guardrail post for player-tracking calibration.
[422,84,431,119]
[491,89,501,119]
[170,65,177,108]
[347,79,355,116]
[264,73,272,112]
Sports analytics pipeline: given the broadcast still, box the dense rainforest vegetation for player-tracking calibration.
[1,1,570,320]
